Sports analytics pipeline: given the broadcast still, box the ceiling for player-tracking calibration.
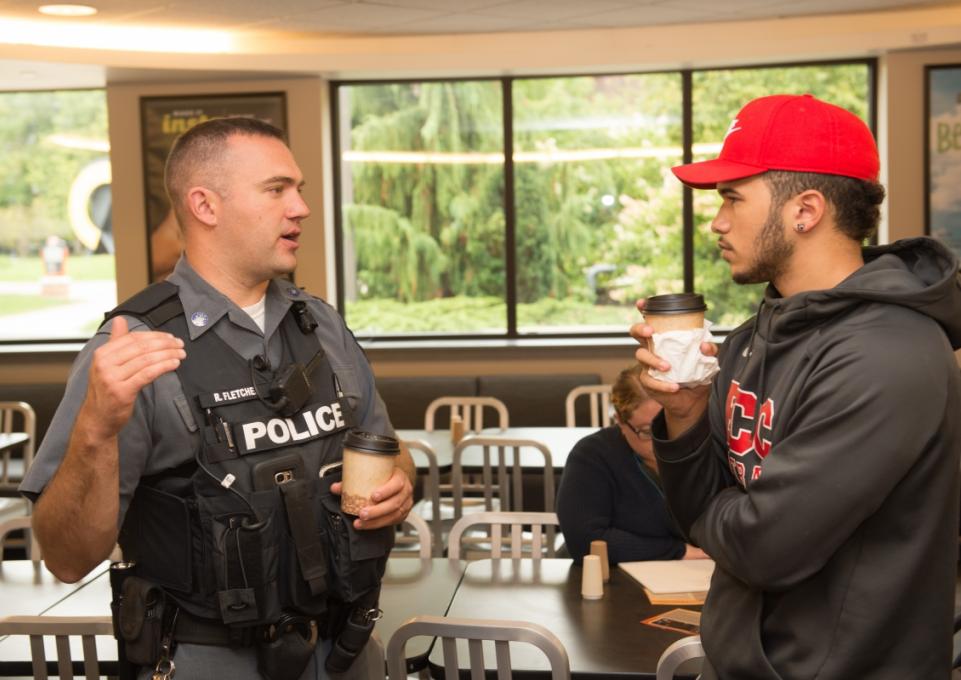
[0,0,958,89]
[0,0,955,36]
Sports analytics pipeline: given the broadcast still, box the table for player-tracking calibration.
[398,426,596,471]
[0,561,113,675]
[0,559,108,619]
[0,434,28,456]
[429,558,700,678]
[0,557,466,673]
[377,557,467,671]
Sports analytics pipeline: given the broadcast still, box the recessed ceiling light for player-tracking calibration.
[38,4,98,17]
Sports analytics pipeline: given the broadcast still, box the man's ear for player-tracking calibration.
[789,189,826,232]
[185,186,219,227]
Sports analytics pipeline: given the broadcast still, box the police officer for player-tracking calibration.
[21,117,415,679]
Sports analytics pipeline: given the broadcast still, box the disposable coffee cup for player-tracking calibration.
[590,540,610,582]
[643,293,707,354]
[581,554,604,600]
[341,430,400,516]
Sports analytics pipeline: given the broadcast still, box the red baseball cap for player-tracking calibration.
[672,94,879,189]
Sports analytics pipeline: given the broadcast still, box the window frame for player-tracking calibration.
[330,57,877,342]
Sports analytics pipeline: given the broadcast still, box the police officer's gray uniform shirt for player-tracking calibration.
[20,255,395,525]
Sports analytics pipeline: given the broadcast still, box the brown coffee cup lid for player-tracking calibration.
[344,430,400,455]
[644,293,707,314]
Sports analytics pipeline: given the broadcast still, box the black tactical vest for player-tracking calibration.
[111,282,393,637]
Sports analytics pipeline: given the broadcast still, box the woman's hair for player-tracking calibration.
[611,364,651,424]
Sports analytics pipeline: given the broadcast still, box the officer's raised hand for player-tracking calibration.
[81,316,186,437]
[331,465,414,531]
[34,316,186,583]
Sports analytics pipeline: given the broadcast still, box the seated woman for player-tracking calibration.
[556,364,708,564]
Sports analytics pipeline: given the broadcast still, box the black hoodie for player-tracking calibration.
[654,237,961,680]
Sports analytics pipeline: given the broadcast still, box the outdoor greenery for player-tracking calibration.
[0,254,115,282]
[338,63,871,336]
[0,90,109,255]
[0,90,115,340]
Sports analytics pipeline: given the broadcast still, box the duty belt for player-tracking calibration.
[172,609,323,648]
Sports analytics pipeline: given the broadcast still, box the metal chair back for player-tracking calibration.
[448,511,560,561]
[0,515,41,563]
[386,614,571,680]
[0,401,36,490]
[0,615,114,680]
[564,385,613,428]
[394,508,433,559]
[424,396,509,433]
[655,635,704,680]
[402,438,443,557]
[451,437,554,520]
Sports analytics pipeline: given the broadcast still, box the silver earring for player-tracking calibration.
[795,223,805,233]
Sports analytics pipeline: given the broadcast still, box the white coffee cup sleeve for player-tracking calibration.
[648,321,720,386]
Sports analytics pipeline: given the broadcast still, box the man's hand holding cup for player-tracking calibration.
[631,294,718,437]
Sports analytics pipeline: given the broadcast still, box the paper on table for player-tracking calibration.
[618,559,714,594]
[648,322,719,387]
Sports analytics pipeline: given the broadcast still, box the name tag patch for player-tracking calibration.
[198,386,259,408]
[234,400,348,455]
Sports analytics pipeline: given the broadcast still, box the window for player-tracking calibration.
[333,60,873,339]
[0,89,114,342]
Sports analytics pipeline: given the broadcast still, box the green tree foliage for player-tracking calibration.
[0,90,108,254]
[339,64,871,334]
[345,81,504,304]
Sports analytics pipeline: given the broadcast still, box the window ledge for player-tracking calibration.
[358,336,638,351]
[0,342,86,356]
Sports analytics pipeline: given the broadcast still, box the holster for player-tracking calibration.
[109,562,141,680]
[256,613,319,680]
[117,576,168,667]
[325,589,380,674]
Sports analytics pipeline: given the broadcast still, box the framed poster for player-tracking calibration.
[140,92,287,281]
[926,65,961,259]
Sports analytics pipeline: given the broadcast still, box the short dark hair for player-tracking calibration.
[164,116,287,225]
[763,170,886,243]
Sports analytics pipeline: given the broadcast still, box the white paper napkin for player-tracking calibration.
[648,321,719,386]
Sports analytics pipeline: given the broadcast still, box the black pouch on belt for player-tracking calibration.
[257,614,319,680]
[118,577,167,666]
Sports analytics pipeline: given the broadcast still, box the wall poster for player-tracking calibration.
[140,93,287,282]
[926,65,961,259]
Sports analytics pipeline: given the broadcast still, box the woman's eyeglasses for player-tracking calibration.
[624,420,654,440]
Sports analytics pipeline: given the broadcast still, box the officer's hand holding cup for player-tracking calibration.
[340,430,400,516]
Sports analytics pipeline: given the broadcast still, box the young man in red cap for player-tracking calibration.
[632,94,961,679]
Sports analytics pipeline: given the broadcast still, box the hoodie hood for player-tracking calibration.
[758,237,961,348]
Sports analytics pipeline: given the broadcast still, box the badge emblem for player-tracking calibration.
[287,287,300,297]
[190,311,209,327]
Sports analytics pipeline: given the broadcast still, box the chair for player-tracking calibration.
[0,515,41,562]
[451,437,554,520]
[424,396,509,433]
[0,615,115,680]
[386,614,571,680]
[448,511,560,561]
[0,401,36,492]
[393,509,433,559]
[564,384,613,428]
[402,439,443,557]
[655,635,704,680]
